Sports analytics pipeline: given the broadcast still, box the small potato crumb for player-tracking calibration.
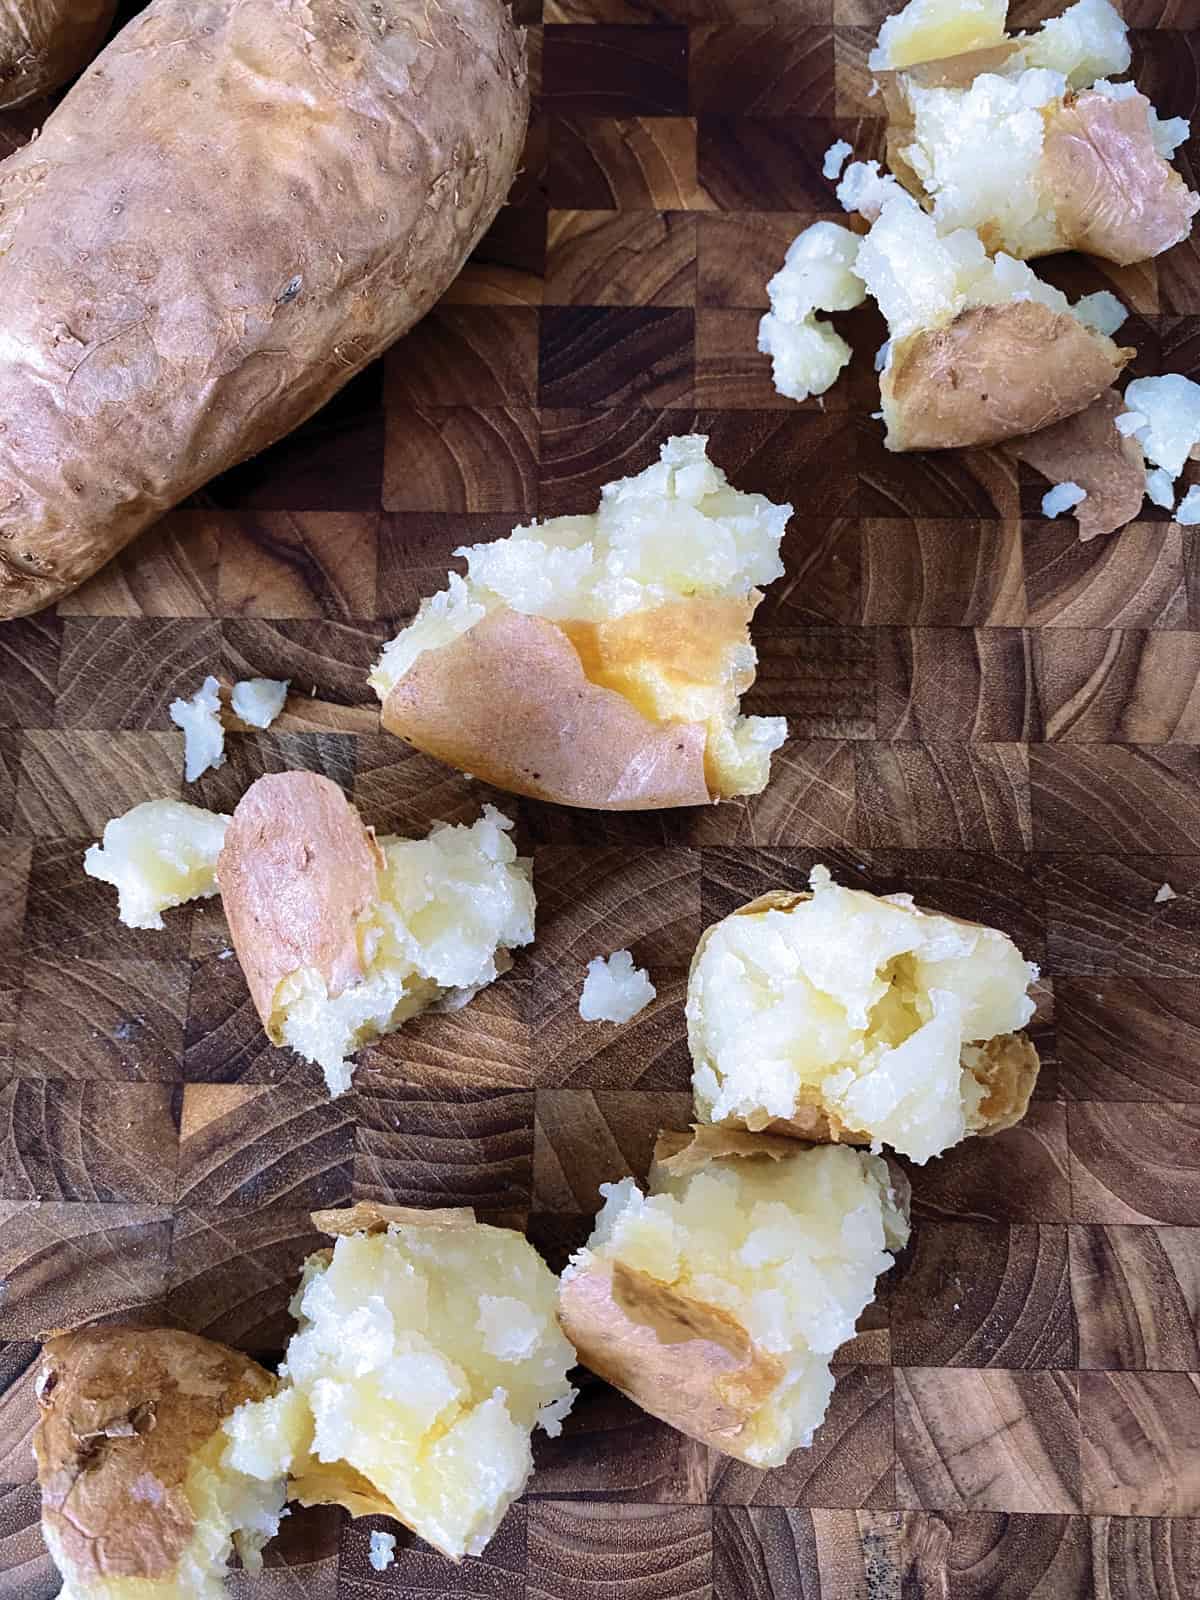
[1177,486,1200,525]
[579,950,656,1024]
[369,1531,397,1571]
[758,222,867,403]
[170,675,226,782]
[231,677,290,729]
[1042,481,1087,518]
[1155,882,1178,903]
[822,139,852,180]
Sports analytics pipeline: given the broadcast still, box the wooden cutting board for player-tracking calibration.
[1,1,1198,1595]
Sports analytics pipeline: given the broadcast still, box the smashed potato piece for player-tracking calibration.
[757,222,867,402]
[834,163,1132,449]
[371,435,790,808]
[84,799,229,929]
[877,0,1194,266]
[170,675,226,783]
[686,868,1040,1164]
[559,1132,909,1467]
[224,1209,577,1561]
[34,1327,283,1600]
[217,773,534,1096]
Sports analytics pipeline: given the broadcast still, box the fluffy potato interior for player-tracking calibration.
[223,1223,577,1561]
[566,1146,908,1467]
[370,435,790,799]
[687,867,1038,1163]
[83,800,229,930]
[757,222,867,402]
[271,807,534,1096]
[1018,0,1130,87]
[839,162,1096,344]
[869,0,1006,69]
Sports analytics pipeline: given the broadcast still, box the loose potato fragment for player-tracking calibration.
[371,436,791,809]
[1007,389,1147,540]
[223,1208,577,1562]
[686,870,1040,1164]
[558,1132,910,1467]
[34,1326,284,1600]
[217,773,535,1095]
[83,799,229,930]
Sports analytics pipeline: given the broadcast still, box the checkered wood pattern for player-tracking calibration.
[1,0,1200,1594]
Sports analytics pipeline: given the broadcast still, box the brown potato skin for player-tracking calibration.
[380,604,716,810]
[882,301,1133,451]
[0,0,114,109]
[217,772,384,1029]
[34,1326,276,1587]
[0,0,528,618]
[1007,388,1147,542]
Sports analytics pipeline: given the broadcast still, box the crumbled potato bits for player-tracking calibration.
[223,1205,577,1562]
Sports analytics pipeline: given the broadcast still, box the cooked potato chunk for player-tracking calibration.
[579,949,656,1024]
[34,1327,284,1600]
[757,222,867,402]
[224,1206,577,1562]
[559,1130,909,1467]
[218,774,535,1096]
[876,0,1195,266]
[686,868,1040,1164]
[831,162,1132,449]
[870,0,1007,71]
[84,799,230,929]
[371,435,790,809]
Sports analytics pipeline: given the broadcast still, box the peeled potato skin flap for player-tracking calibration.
[1007,388,1147,541]
[217,772,383,1029]
[34,1326,275,1587]
[557,1260,784,1453]
[883,300,1132,450]
[1043,90,1200,266]
[380,605,714,810]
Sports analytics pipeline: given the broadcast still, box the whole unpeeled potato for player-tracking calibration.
[0,0,528,618]
[0,0,115,109]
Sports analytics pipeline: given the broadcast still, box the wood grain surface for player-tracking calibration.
[1,0,1200,1595]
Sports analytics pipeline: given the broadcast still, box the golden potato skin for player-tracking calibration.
[0,0,114,109]
[33,1326,276,1588]
[882,301,1133,451]
[0,0,528,618]
[380,605,716,810]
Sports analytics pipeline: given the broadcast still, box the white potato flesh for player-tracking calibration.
[170,675,226,783]
[1017,0,1130,88]
[224,1223,577,1561]
[758,222,867,402]
[369,1531,397,1570]
[84,799,229,930]
[869,0,1006,70]
[1123,374,1200,479]
[840,167,1075,346]
[230,677,289,729]
[273,807,535,1097]
[579,949,657,1024]
[900,69,1068,259]
[687,866,1038,1164]
[371,435,791,799]
[566,1145,909,1467]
